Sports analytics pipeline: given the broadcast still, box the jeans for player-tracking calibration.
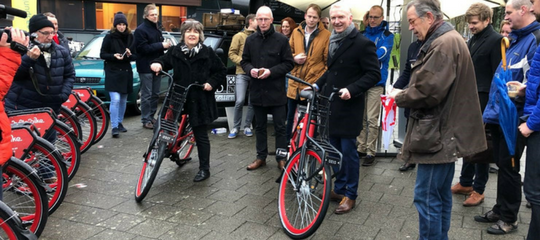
[524,131,540,206]
[109,92,128,128]
[330,137,359,200]
[527,204,540,240]
[489,124,526,223]
[286,98,306,141]
[139,73,161,124]
[414,163,455,240]
[459,162,490,194]
[357,86,384,156]
[233,74,254,131]
[253,105,287,162]
[192,124,210,171]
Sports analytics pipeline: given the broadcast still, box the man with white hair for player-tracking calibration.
[389,0,485,238]
[241,6,294,171]
[314,2,380,214]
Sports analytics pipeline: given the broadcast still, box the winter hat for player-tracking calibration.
[113,12,128,27]
[29,14,55,33]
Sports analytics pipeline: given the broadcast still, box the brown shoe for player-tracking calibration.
[451,182,473,195]
[277,160,286,170]
[463,191,484,206]
[330,191,345,202]
[143,122,154,129]
[247,159,266,170]
[335,197,355,214]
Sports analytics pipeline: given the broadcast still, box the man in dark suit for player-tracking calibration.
[451,2,502,207]
[315,2,380,214]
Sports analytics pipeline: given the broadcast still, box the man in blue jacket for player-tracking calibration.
[357,5,393,166]
[5,14,74,113]
[134,3,171,129]
[476,0,540,235]
[519,0,540,239]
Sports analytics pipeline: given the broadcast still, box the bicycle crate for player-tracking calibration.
[159,83,189,133]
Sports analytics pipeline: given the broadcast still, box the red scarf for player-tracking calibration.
[53,34,60,44]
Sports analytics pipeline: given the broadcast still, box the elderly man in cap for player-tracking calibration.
[5,13,75,114]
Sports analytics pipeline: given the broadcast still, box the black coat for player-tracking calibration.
[153,44,226,127]
[316,28,380,138]
[100,31,134,94]
[467,24,503,94]
[134,19,165,74]
[241,26,294,107]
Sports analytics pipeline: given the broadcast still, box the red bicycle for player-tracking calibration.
[277,74,342,239]
[135,72,199,202]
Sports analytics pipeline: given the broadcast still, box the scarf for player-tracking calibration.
[181,43,202,58]
[328,23,355,58]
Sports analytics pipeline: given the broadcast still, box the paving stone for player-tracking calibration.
[40,218,106,240]
[126,218,177,238]
[233,206,274,224]
[165,207,214,226]
[86,229,138,240]
[65,191,128,210]
[205,200,246,216]
[95,213,145,232]
[158,224,212,240]
[110,199,155,215]
[198,214,245,233]
[229,221,279,240]
[207,189,244,202]
[175,196,217,210]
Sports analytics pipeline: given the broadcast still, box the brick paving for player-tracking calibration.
[39,115,531,240]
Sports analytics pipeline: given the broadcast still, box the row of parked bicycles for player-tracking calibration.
[1,87,110,239]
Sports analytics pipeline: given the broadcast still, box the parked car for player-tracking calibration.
[72,31,178,114]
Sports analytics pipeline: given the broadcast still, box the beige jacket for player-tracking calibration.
[228,28,255,74]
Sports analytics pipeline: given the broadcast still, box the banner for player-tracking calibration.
[12,0,37,31]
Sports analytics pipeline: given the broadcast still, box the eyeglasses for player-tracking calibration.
[38,30,55,36]
[256,18,271,22]
[408,17,421,26]
[368,16,382,19]
[182,20,200,25]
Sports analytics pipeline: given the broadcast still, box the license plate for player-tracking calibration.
[92,90,97,95]
[159,133,175,143]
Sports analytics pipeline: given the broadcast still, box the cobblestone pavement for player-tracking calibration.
[39,115,531,240]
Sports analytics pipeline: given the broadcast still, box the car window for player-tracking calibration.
[76,36,104,60]
[203,36,220,50]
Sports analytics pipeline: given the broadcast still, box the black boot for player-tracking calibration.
[193,170,210,182]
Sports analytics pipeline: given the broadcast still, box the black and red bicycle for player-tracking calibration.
[277,74,343,239]
[135,72,199,202]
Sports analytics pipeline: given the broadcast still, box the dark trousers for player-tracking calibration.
[285,98,306,141]
[330,137,359,200]
[527,204,540,240]
[459,162,490,194]
[489,124,526,223]
[253,105,287,162]
[192,124,210,171]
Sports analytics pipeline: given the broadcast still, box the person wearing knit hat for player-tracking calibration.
[113,12,128,27]
[29,14,55,34]
[101,11,134,137]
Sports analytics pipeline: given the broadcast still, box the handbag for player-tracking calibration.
[463,125,494,164]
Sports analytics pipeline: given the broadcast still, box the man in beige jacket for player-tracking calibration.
[228,14,256,139]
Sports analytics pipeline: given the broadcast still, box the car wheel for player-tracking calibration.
[129,90,142,115]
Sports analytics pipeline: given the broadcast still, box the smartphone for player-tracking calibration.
[121,49,128,58]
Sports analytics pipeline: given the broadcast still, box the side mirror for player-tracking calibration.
[215,48,224,57]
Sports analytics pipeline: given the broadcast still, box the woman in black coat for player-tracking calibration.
[150,19,226,182]
[100,12,134,138]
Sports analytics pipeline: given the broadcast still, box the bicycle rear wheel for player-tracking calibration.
[278,149,331,239]
[2,158,48,237]
[74,101,97,154]
[53,121,82,180]
[134,140,168,202]
[59,106,83,142]
[0,201,38,240]
[24,139,69,215]
[87,95,110,144]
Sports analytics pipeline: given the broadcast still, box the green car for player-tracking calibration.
[72,31,178,114]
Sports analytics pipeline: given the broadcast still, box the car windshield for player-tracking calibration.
[76,36,104,60]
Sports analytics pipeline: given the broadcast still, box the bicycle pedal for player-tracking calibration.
[276,148,288,158]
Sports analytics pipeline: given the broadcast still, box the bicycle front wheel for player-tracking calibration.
[278,149,331,239]
[134,140,168,202]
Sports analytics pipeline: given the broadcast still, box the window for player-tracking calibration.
[40,0,84,29]
[95,2,137,30]
[162,6,187,32]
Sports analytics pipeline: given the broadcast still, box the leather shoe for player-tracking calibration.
[247,159,266,170]
[451,182,473,195]
[399,163,416,171]
[329,191,344,202]
[463,191,484,206]
[335,197,355,214]
[193,170,210,182]
[277,160,286,170]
